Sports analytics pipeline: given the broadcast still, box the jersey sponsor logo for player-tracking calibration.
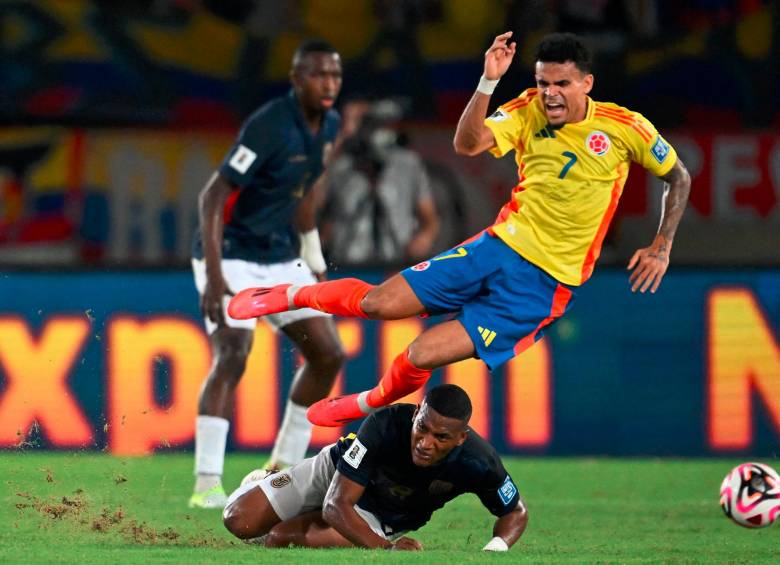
[498,475,517,505]
[428,480,454,496]
[229,144,257,174]
[477,325,497,347]
[586,131,611,156]
[343,438,368,469]
[433,247,467,261]
[389,484,415,499]
[270,473,292,488]
[411,261,430,271]
[487,109,510,123]
[288,154,307,163]
[651,136,670,164]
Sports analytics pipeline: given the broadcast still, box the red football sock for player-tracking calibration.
[366,349,432,408]
[293,278,373,318]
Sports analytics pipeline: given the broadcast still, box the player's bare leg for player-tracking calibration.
[308,319,476,426]
[222,481,283,540]
[223,483,352,547]
[265,317,344,470]
[190,327,253,508]
[263,511,353,548]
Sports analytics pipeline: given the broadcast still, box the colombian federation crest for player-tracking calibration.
[586,131,611,156]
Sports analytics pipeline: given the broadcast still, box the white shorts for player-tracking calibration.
[192,257,330,334]
[225,446,400,540]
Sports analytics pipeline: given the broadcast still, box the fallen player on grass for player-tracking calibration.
[222,384,527,551]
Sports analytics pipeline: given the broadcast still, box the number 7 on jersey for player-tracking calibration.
[558,151,578,179]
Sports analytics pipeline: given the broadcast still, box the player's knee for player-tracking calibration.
[214,357,247,384]
[359,288,387,318]
[309,346,346,375]
[213,346,249,381]
[406,340,436,370]
[222,501,254,539]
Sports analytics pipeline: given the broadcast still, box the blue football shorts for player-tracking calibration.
[401,232,577,371]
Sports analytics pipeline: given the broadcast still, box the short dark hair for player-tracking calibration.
[293,39,338,66]
[535,33,592,74]
[424,384,472,424]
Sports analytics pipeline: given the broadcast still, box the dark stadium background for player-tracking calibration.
[0,0,778,458]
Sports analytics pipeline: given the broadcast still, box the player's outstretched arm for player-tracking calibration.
[322,471,422,550]
[484,502,528,552]
[453,31,516,156]
[199,171,236,325]
[627,158,691,293]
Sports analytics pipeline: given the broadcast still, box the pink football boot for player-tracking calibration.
[228,284,293,319]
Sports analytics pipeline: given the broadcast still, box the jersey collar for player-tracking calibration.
[583,95,595,122]
[572,95,595,125]
[287,88,333,142]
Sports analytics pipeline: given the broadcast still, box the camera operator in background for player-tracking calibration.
[320,99,439,267]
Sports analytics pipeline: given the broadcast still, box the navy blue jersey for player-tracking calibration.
[193,90,340,263]
[329,404,521,534]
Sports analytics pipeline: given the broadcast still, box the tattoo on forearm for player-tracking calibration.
[657,159,691,242]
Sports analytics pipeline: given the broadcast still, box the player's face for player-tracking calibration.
[534,61,593,126]
[291,52,343,114]
[410,404,468,467]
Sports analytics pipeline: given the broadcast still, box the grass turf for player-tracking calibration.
[1,453,778,563]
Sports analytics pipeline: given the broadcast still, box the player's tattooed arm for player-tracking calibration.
[627,158,691,293]
[657,158,692,244]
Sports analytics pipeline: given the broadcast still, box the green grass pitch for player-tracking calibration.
[1,452,778,563]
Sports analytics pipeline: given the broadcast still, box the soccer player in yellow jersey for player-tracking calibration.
[228,32,692,427]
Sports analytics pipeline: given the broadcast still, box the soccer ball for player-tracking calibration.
[719,462,780,528]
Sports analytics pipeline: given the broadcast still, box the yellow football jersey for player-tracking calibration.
[484,88,677,285]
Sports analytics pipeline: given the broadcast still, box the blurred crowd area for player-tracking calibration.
[1,0,776,127]
[0,0,778,267]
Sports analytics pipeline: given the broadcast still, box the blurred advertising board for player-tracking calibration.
[0,269,777,456]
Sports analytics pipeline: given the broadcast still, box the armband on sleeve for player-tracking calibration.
[300,228,327,274]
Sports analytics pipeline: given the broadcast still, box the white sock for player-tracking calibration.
[194,415,229,490]
[269,400,312,466]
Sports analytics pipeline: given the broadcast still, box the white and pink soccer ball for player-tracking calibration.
[720,462,780,528]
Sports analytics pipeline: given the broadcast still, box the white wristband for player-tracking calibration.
[482,536,509,552]
[477,75,500,95]
[299,228,327,274]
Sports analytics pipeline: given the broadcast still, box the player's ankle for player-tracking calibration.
[363,389,385,411]
[195,473,222,492]
[289,284,307,309]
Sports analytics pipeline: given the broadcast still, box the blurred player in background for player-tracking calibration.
[229,31,692,427]
[189,40,345,508]
[222,384,527,551]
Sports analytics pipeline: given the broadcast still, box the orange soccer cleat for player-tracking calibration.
[228,284,293,319]
[306,392,374,427]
